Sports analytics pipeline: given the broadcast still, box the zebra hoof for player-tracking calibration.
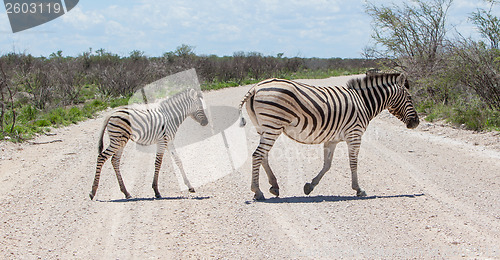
[254,192,265,201]
[89,192,95,200]
[357,190,367,197]
[304,183,314,195]
[269,187,279,197]
[155,194,162,199]
[125,194,133,199]
[188,188,196,193]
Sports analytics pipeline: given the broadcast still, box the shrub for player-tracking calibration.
[486,110,500,130]
[68,107,84,123]
[450,41,500,110]
[34,119,51,127]
[365,0,500,131]
[19,104,38,122]
[1,46,378,141]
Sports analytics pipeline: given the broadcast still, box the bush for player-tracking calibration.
[68,107,84,123]
[450,104,485,130]
[19,104,38,122]
[1,46,379,141]
[109,97,129,108]
[34,119,51,127]
[45,108,68,125]
[450,41,500,110]
[420,100,500,131]
[365,0,500,131]
[486,110,500,130]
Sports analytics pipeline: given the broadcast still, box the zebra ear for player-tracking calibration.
[188,88,201,100]
[397,74,410,89]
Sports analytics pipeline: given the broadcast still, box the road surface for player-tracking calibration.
[1,75,499,259]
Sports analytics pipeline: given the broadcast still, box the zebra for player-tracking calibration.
[239,73,419,200]
[365,68,381,76]
[366,68,402,76]
[89,88,209,200]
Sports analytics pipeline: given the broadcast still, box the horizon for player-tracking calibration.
[1,0,498,59]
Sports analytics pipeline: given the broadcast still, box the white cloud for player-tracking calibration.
[62,6,105,29]
[291,0,341,13]
[104,20,127,36]
[0,11,11,32]
[453,0,491,9]
[0,0,382,57]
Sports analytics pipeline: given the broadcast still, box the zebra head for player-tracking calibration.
[387,74,420,129]
[188,89,209,126]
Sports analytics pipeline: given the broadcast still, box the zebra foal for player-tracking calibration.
[90,88,209,200]
[239,73,419,200]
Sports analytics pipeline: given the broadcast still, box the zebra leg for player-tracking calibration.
[251,132,279,200]
[111,148,132,199]
[347,138,367,197]
[168,143,195,193]
[90,147,116,200]
[152,143,166,198]
[304,141,338,195]
[262,154,279,197]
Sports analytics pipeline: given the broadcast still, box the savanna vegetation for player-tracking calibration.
[0,47,376,141]
[365,0,500,131]
[1,0,498,142]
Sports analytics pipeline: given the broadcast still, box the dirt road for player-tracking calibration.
[1,75,499,259]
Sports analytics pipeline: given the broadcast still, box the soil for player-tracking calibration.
[1,75,499,259]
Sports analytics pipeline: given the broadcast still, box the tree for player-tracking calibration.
[129,50,146,61]
[469,0,500,49]
[0,60,16,133]
[451,0,500,109]
[174,44,195,57]
[365,0,452,75]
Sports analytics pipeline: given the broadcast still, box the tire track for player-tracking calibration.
[1,75,499,258]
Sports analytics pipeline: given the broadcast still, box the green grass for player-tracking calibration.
[202,80,242,91]
[0,96,129,142]
[281,68,366,80]
[201,68,366,90]
[4,69,365,142]
[417,100,500,131]
[3,68,497,142]
[79,84,99,102]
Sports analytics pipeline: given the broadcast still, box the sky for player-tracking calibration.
[0,0,497,58]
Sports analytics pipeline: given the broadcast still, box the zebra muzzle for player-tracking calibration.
[407,117,419,129]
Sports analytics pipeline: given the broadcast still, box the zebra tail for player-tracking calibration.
[238,86,256,127]
[239,111,247,127]
[97,115,111,154]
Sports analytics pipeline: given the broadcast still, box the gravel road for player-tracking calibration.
[1,75,499,259]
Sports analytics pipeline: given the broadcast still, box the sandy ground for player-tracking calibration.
[1,75,499,259]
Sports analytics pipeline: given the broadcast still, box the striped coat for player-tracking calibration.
[90,89,208,200]
[239,73,419,200]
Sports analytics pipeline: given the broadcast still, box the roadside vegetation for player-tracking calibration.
[365,0,499,131]
[1,0,498,142]
[0,49,376,141]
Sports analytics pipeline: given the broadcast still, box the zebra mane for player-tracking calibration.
[159,88,195,107]
[346,73,402,90]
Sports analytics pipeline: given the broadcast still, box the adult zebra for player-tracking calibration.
[239,73,419,200]
[90,88,209,200]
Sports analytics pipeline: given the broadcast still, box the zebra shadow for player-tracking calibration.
[246,193,424,204]
[98,195,212,203]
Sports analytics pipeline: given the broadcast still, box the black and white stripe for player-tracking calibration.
[239,73,419,200]
[90,88,208,200]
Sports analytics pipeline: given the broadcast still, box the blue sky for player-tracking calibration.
[0,0,497,58]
